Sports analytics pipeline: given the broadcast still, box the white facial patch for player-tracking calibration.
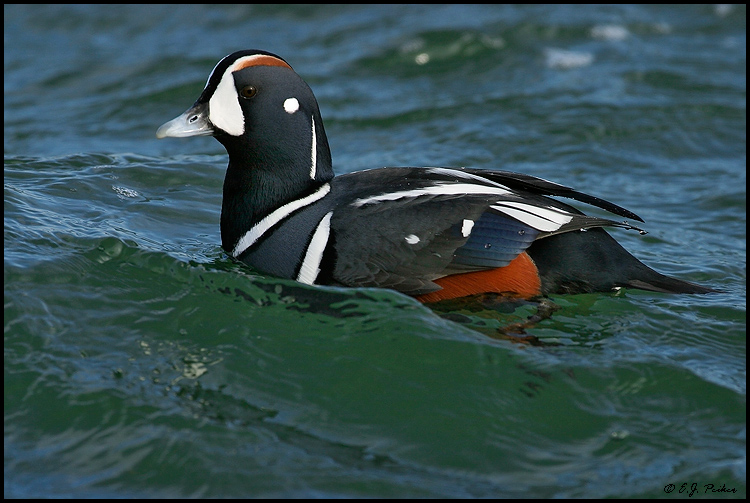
[405,234,420,245]
[207,54,291,137]
[208,68,246,136]
[461,219,474,237]
[284,97,299,114]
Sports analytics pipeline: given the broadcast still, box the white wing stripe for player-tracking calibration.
[352,182,512,207]
[232,183,331,257]
[426,167,506,188]
[490,201,573,232]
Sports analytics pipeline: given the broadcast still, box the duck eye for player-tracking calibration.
[240,85,257,99]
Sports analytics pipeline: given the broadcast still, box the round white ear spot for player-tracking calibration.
[284,97,300,114]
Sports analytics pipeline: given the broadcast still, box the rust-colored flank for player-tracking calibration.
[416,251,543,303]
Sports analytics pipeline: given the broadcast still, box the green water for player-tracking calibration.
[4,4,745,498]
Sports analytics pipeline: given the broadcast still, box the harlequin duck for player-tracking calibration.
[157,49,714,301]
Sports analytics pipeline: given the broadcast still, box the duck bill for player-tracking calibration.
[156,102,213,138]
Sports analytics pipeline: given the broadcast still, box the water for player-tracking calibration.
[4,4,746,498]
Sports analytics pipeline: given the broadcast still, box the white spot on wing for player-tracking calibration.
[461,219,474,237]
[405,234,420,245]
[232,183,331,257]
[297,211,333,285]
[284,97,299,114]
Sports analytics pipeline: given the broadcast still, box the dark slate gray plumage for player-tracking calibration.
[157,50,716,298]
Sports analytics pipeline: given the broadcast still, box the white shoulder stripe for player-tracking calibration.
[490,201,573,232]
[351,182,512,207]
[231,183,331,258]
[297,211,333,285]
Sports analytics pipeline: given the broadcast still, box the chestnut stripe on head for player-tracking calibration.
[207,54,293,137]
[231,54,293,72]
